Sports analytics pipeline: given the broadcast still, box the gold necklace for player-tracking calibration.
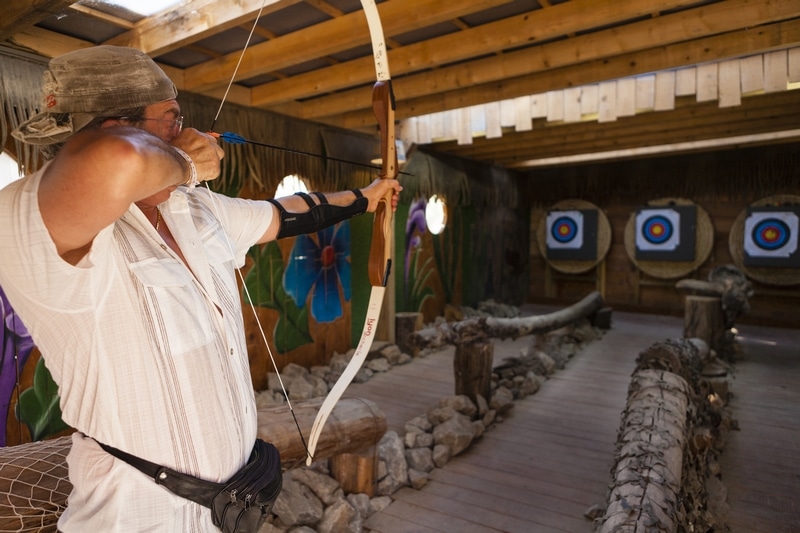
[155,208,161,231]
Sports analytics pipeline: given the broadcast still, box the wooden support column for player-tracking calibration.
[453,340,493,405]
[683,295,724,353]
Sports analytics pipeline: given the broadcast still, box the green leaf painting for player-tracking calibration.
[16,358,69,442]
[244,242,313,353]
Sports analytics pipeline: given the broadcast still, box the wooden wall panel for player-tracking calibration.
[526,146,800,328]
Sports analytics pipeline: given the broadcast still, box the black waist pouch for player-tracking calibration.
[99,439,282,533]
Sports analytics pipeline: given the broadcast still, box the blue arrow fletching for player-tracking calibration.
[220,132,247,144]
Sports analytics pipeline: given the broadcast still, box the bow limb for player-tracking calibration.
[305,0,395,466]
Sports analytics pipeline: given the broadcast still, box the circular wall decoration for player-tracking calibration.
[536,199,611,274]
[728,194,800,286]
[624,197,713,279]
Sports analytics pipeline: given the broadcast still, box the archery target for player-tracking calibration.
[634,206,696,262]
[744,208,800,267]
[545,209,598,261]
[636,209,679,251]
[547,211,583,250]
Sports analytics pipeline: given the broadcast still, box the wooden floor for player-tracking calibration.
[719,324,800,533]
[344,309,800,533]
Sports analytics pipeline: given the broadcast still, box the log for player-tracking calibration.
[259,397,387,466]
[395,311,423,357]
[676,264,752,328]
[0,397,386,530]
[683,296,725,354]
[597,369,690,533]
[0,436,70,532]
[675,278,727,297]
[453,340,493,405]
[410,291,604,348]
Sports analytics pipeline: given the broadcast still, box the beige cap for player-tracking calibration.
[12,46,177,145]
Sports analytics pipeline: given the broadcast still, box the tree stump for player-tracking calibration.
[395,312,423,357]
[453,340,493,405]
[683,296,724,353]
[329,447,378,496]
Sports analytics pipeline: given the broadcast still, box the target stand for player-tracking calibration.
[729,194,800,286]
[624,198,714,287]
[536,199,611,299]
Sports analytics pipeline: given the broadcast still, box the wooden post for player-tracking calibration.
[453,340,493,405]
[395,312,423,357]
[684,295,724,353]
[329,447,378,496]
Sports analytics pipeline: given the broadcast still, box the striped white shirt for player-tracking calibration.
[0,165,273,531]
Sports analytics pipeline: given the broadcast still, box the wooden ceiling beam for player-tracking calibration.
[497,114,800,166]
[8,26,95,59]
[0,0,73,42]
[456,93,800,164]
[327,17,800,130]
[442,91,800,159]
[251,0,703,108]
[103,0,301,56]
[183,0,514,93]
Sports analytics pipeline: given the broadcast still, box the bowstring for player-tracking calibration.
[201,0,312,463]
[209,0,266,133]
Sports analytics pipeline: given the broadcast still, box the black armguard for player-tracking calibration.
[267,189,368,239]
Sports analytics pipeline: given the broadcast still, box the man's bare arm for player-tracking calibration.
[38,126,190,261]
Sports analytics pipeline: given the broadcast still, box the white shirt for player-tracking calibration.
[0,165,273,532]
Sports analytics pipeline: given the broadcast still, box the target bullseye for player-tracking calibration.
[752,219,790,251]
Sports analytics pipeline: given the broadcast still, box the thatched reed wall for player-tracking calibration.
[0,47,379,194]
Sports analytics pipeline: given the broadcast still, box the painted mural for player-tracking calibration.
[1,285,68,446]
[244,222,354,354]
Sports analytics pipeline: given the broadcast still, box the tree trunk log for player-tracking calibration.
[395,311,423,357]
[597,369,690,533]
[259,397,386,466]
[683,296,724,354]
[411,291,604,349]
[453,340,493,406]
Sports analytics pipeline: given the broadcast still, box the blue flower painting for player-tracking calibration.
[284,222,352,323]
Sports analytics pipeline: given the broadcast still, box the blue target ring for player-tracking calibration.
[550,216,578,244]
[641,215,673,244]
[751,218,790,251]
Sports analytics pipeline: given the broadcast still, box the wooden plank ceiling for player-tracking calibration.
[2,0,800,170]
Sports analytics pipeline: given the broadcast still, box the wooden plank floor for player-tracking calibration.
[719,323,800,533]
[349,309,685,532]
[347,310,800,533]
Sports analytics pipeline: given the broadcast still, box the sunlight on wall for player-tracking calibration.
[275,174,309,198]
[0,152,22,190]
[425,194,447,235]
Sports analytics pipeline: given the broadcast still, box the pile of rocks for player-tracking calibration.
[255,343,412,408]
[256,318,602,532]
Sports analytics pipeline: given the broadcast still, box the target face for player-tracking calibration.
[635,208,681,252]
[545,209,597,261]
[546,211,583,250]
[744,210,798,262]
[751,219,790,251]
[641,215,674,245]
[551,216,579,244]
